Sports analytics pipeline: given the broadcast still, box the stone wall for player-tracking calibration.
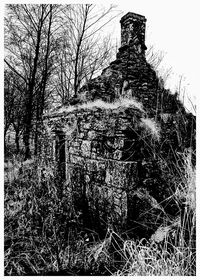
[44,101,162,232]
[42,12,196,237]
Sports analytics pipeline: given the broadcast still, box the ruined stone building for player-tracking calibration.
[43,12,195,237]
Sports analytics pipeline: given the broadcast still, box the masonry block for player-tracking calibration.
[81,140,91,157]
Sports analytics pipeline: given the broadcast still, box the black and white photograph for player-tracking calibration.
[3,0,197,276]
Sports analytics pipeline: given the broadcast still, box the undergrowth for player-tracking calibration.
[4,148,196,276]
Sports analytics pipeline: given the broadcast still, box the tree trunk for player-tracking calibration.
[23,10,44,160]
[4,130,7,157]
[24,126,31,159]
[34,105,39,156]
[15,129,20,154]
[74,5,89,98]
[34,5,53,156]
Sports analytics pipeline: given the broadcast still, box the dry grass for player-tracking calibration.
[4,147,195,276]
[174,148,196,210]
[114,235,195,276]
[47,97,145,117]
[140,117,160,141]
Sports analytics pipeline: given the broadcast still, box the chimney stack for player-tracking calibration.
[120,12,147,54]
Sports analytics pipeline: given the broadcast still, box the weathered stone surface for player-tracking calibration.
[81,140,91,157]
[41,11,196,236]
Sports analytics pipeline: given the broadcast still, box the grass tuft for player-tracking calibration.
[140,117,160,141]
[47,97,145,117]
[4,148,195,276]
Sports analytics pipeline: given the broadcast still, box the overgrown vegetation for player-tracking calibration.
[4,4,196,276]
[4,147,196,276]
[48,97,145,116]
[4,4,119,159]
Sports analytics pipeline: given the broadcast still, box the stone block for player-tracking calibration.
[91,152,97,159]
[81,140,91,157]
[83,122,91,129]
[88,130,96,140]
[69,147,75,154]
[73,140,81,147]
[113,150,123,160]
[69,154,85,165]
[78,132,84,139]
[85,174,90,183]
[93,121,107,130]
[105,160,137,189]
[118,118,130,130]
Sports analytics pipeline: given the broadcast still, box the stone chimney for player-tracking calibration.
[120,12,147,54]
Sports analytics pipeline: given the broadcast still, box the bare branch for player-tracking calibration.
[4,59,27,83]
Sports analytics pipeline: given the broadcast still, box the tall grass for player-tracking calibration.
[115,148,196,276]
[4,157,77,275]
[90,149,196,276]
[4,146,195,276]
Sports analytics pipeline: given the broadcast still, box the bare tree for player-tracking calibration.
[4,4,62,158]
[146,45,172,88]
[53,4,120,105]
[4,70,20,153]
[4,4,120,158]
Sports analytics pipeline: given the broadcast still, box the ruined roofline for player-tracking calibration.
[120,12,146,23]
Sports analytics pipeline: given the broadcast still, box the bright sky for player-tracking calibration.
[107,0,199,114]
[63,0,198,114]
[2,0,199,113]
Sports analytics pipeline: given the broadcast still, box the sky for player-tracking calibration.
[2,0,199,113]
[108,0,199,114]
